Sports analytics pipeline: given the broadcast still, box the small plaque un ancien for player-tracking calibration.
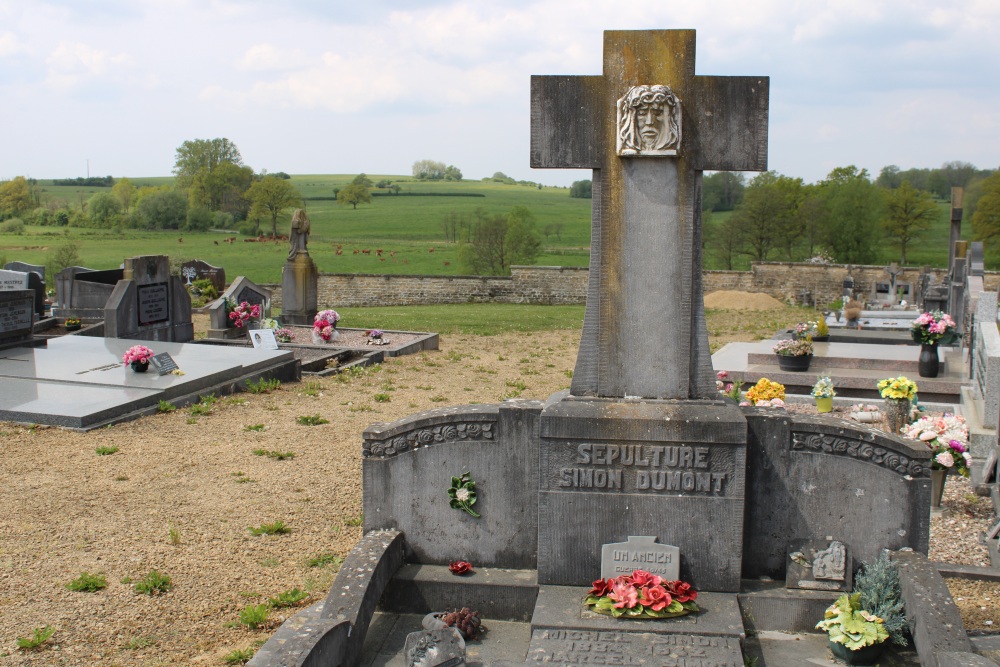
[601,536,679,581]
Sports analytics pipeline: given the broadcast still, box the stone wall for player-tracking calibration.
[265,263,1000,311]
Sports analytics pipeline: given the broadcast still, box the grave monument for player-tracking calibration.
[280,208,318,325]
[104,255,194,342]
[251,29,939,667]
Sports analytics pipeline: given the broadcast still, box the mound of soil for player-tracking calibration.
[705,290,786,311]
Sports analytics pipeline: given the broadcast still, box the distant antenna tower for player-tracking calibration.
[86,159,90,178]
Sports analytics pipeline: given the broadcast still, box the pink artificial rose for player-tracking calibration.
[609,580,639,609]
[716,370,728,380]
[448,560,473,575]
[588,578,613,597]
[949,439,967,453]
[664,580,698,603]
[935,451,955,468]
[639,585,672,611]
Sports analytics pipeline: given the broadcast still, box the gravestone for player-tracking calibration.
[0,290,36,348]
[104,255,193,342]
[4,261,44,279]
[0,269,45,318]
[53,266,123,319]
[949,187,963,276]
[280,209,318,325]
[532,29,767,592]
[181,259,226,293]
[206,276,272,340]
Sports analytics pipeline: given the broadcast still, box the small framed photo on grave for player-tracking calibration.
[149,353,179,376]
[786,539,852,592]
[249,329,278,350]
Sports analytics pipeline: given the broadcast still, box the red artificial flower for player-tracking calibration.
[629,569,663,588]
[448,560,473,575]
[664,580,697,603]
[609,580,639,609]
[639,585,672,611]
[588,578,613,597]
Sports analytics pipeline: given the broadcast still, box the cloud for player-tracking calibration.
[0,31,25,57]
[237,43,310,72]
[44,41,133,90]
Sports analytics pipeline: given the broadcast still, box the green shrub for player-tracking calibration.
[67,572,108,592]
[134,570,172,595]
[248,521,290,536]
[239,604,270,630]
[0,218,25,234]
[853,552,909,646]
[17,626,54,650]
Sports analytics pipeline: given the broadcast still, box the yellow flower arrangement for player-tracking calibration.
[746,378,786,404]
[877,376,918,400]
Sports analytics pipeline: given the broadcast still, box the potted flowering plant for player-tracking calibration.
[811,376,836,413]
[122,345,155,373]
[901,413,971,508]
[585,569,699,619]
[816,593,889,665]
[274,328,295,343]
[772,338,814,372]
[64,317,82,331]
[910,311,958,378]
[877,376,917,435]
[227,299,261,329]
[313,309,340,344]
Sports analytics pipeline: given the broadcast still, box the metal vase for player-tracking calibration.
[883,398,911,435]
[931,469,946,509]
[918,343,940,378]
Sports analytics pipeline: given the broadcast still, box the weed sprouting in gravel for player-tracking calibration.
[248,521,290,536]
[252,448,296,460]
[246,378,281,394]
[296,414,328,426]
[239,604,270,630]
[134,570,172,595]
[306,553,344,568]
[157,400,176,413]
[95,445,119,455]
[269,588,308,608]
[17,626,54,650]
[67,572,107,592]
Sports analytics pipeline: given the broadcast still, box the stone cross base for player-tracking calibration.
[538,395,747,591]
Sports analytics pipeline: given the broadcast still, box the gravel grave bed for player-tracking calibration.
[1,314,997,664]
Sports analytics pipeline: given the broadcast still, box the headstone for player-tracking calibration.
[785,539,852,592]
[970,242,985,278]
[180,259,226,293]
[949,187,964,275]
[601,535,679,581]
[532,29,767,591]
[0,269,45,318]
[53,266,123,319]
[206,276,271,340]
[4,261,44,279]
[280,209,318,325]
[0,290,35,348]
[103,255,193,342]
[403,628,465,667]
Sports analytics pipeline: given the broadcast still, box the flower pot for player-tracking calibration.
[883,397,911,435]
[815,396,833,413]
[931,468,946,509]
[130,360,149,373]
[918,342,939,378]
[828,639,885,666]
[777,354,812,372]
[65,322,81,331]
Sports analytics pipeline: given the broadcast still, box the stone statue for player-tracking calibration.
[287,208,311,260]
[616,84,682,156]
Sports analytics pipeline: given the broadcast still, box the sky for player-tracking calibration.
[1,0,998,187]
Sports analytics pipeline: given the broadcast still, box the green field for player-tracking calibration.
[0,175,982,285]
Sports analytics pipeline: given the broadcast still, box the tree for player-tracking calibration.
[137,191,188,230]
[876,165,902,190]
[246,176,302,237]
[173,138,243,185]
[412,160,446,180]
[819,166,884,264]
[188,162,255,218]
[352,173,374,188]
[112,177,136,214]
[457,206,541,275]
[444,165,463,181]
[882,182,939,263]
[87,192,122,227]
[570,180,593,199]
[728,171,800,261]
[0,176,34,218]
[337,183,372,209]
[972,172,1000,250]
[702,172,745,211]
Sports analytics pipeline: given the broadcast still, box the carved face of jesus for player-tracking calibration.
[636,103,666,150]
[616,84,681,156]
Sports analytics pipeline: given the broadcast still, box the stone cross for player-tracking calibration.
[531,30,768,399]
[948,186,963,275]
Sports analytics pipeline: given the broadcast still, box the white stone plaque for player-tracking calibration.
[249,329,278,350]
[601,535,679,581]
[0,269,29,291]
